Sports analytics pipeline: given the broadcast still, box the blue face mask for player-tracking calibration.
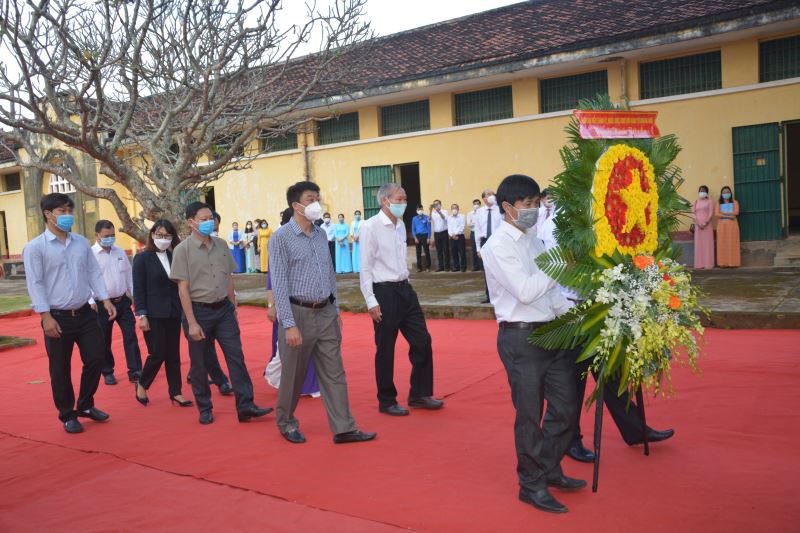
[55,214,74,232]
[355,215,361,221]
[388,202,407,218]
[100,236,115,248]
[197,219,215,236]
[722,192,732,200]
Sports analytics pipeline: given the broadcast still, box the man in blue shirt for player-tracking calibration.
[411,204,432,272]
[23,193,118,434]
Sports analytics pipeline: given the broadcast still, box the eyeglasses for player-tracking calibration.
[154,233,173,239]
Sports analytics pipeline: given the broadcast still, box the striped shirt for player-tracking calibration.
[268,218,339,329]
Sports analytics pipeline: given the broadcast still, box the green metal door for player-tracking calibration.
[732,123,782,241]
[361,165,393,219]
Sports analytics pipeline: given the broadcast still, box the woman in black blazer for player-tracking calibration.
[133,220,192,407]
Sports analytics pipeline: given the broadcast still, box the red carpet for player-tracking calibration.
[0,308,798,532]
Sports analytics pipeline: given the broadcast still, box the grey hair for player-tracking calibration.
[377,182,402,203]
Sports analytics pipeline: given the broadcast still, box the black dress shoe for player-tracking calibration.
[333,429,377,444]
[547,475,587,491]
[199,411,214,425]
[435,268,444,272]
[566,444,595,463]
[378,404,409,416]
[408,396,444,410]
[238,405,274,422]
[103,373,118,385]
[519,488,567,513]
[629,428,675,446]
[64,419,84,434]
[218,383,234,396]
[281,429,306,443]
[77,407,110,422]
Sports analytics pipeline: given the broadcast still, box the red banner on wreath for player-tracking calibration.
[574,110,660,139]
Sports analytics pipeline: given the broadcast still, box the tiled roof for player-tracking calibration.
[316,0,797,96]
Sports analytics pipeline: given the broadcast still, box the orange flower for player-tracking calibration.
[669,295,681,309]
[633,255,655,270]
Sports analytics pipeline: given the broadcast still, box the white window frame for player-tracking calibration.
[48,174,76,194]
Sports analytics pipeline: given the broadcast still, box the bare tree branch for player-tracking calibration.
[0,0,372,240]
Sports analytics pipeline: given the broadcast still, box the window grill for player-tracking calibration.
[318,112,360,145]
[639,51,721,100]
[540,70,609,113]
[760,35,800,82]
[260,131,298,152]
[48,174,75,194]
[380,100,430,136]
[454,86,513,126]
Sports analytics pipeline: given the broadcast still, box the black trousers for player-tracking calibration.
[480,237,490,300]
[449,234,466,271]
[470,233,482,271]
[414,239,431,271]
[183,300,255,414]
[328,240,336,267]
[372,281,434,408]
[497,325,577,492]
[433,230,450,271]
[140,317,183,397]
[185,342,230,385]
[43,306,105,421]
[571,357,650,446]
[97,295,142,378]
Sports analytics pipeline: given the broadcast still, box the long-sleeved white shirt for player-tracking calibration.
[481,221,571,323]
[23,230,109,312]
[91,242,133,299]
[447,213,465,236]
[358,210,410,309]
[430,207,448,232]
[474,204,503,251]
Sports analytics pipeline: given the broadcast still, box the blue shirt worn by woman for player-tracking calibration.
[334,222,352,273]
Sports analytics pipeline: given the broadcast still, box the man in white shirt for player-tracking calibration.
[92,220,142,385]
[466,199,482,271]
[430,200,449,272]
[447,203,466,272]
[321,212,336,266]
[536,191,674,462]
[481,175,585,514]
[359,183,444,416]
[474,189,503,303]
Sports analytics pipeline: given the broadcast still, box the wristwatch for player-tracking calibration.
[267,302,274,309]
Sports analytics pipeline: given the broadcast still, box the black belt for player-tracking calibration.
[289,297,329,309]
[50,304,91,317]
[499,321,548,330]
[109,296,125,304]
[192,298,229,310]
[373,280,409,288]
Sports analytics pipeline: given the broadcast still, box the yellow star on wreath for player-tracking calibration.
[617,169,650,233]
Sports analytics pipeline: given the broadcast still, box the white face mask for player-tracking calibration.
[154,238,172,251]
[417,210,424,216]
[299,201,322,222]
[699,191,708,199]
[451,209,458,216]
[323,217,331,223]
[487,195,497,206]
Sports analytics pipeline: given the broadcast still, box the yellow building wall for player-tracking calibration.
[721,38,759,87]
[0,186,28,256]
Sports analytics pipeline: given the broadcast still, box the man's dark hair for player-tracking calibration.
[40,193,75,219]
[286,181,320,207]
[323,212,331,218]
[145,219,181,252]
[541,188,550,198]
[416,204,424,209]
[496,174,541,215]
[185,201,211,219]
[94,220,115,233]
[213,211,221,223]
[473,198,480,204]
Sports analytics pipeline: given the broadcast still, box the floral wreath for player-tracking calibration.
[593,144,659,257]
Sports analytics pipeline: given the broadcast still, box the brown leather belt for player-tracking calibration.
[290,297,328,309]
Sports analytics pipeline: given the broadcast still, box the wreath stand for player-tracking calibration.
[591,386,649,493]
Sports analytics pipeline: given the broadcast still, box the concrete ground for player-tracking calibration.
[3,266,798,328]
[234,266,800,329]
